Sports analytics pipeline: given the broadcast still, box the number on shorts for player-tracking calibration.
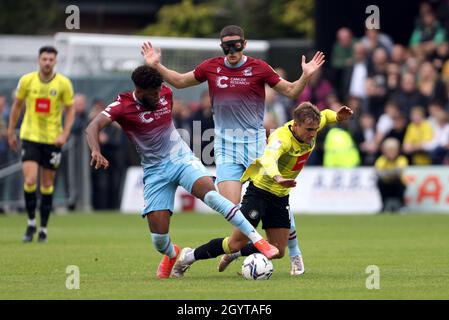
[50,152,61,167]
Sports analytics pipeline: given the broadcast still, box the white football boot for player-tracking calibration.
[171,247,193,278]
[290,255,305,275]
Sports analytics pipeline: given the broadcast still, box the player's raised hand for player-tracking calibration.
[90,150,109,170]
[274,175,297,188]
[141,41,161,68]
[301,51,325,78]
[336,106,354,122]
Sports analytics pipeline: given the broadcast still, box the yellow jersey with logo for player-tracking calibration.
[15,72,74,144]
[241,109,338,197]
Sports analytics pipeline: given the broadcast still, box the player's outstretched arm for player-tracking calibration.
[140,41,200,89]
[85,113,112,170]
[273,51,325,100]
[7,98,24,152]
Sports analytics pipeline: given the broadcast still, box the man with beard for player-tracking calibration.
[7,46,75,243]
[85,65,278,279]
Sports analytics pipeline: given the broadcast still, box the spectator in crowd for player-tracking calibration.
[375,101,401,145]
[323,123,360,168]
[386,62,402,94]
[404,55,423,75]
[426,108,449,164]
[427,99,445,126]
[345,95,364,133]
[391,44,409,66]
[274,67,296,116]
[430,42,449,73]
[190,90,215,165]
[417,61,447,106]
[331,27,356,99]
[409,9,447,57]
[265,84,288,129]
[343,42,369,105]
[297,69,334,111]
[66,93,89,210]
[361,28,394,59]
[383,112,408,146]
[88,99,124,210]
[391,72,426,117]
[71,94,88,137]
[403,106,434,165]
[353,113,378,166]
[366,47,389,119]
[375,138,408,212]
[172,98,192,142]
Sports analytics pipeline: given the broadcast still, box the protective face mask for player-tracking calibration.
[221,39,244,55]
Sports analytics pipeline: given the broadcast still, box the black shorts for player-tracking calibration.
[21,140,62,170]
[240,183,291,230]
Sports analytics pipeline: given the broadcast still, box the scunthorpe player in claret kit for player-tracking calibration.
[85,65,278,279]
[141,25,325,275]
[171,102,354,278]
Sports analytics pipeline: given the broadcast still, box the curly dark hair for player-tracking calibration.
[131,65,163,89]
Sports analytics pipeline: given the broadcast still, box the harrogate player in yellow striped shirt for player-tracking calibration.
[7,46,75,243]
[15,71,74,144]
[170,102,354,278]
[241,107,340,197]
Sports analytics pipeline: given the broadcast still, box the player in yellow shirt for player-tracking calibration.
[7,46,75,243]
[170,102,353,277]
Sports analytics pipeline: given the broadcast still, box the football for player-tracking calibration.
[241,253,274,280]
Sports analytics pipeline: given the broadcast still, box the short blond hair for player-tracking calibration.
[292,102,321,124]
[382,137,400,152]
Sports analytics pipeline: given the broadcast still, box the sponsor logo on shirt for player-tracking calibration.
[216,76,229,89]
[216,76,251,89]
[139,111,154,124]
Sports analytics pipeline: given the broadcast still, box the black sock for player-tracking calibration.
[241,243,259,256]
[194,238,225,260]
[24,191,36,220]
[40,193,53,228]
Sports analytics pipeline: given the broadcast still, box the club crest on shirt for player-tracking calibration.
[216,67,222,73]
[159,96,168,106]
[243,67,252,77]
[139,111,154,124]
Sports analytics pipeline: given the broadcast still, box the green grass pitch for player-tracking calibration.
[1,212,449,299]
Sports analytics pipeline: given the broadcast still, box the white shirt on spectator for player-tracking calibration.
[376,114,394,135]
[349,63,368,98]
[423,121,449,151]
